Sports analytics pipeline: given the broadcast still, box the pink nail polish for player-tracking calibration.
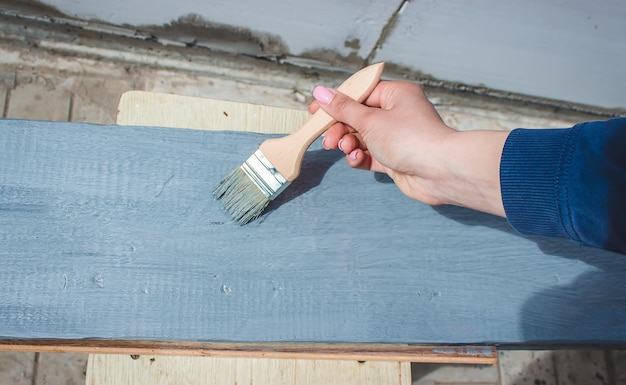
[349,150,357,161]
[322,137,329,149]
[313,86,334,105]
[338,139,344,151]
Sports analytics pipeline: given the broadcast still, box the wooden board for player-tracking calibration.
[1,92,625,355]
[113,91,492,365]
[116,91,309,134]
[86,354,411,385]
[1,340,494,363]
[84,91,489,385]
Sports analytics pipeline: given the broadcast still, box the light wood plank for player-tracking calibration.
[86,355,411,385]
[117,91,309,134]
[2,341,495,363]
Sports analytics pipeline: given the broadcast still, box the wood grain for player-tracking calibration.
[0,340,495,364]
[86,354,412,385]
[99,92,430,385]
[89,91,492,385]
[116,91,309,134]
[1,103,625,349]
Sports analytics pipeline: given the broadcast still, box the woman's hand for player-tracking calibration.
[310,81,509,216]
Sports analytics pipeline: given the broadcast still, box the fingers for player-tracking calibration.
[337,134,362,154]
[307,100,320,115]
[321,122,383,173]
[310,79,431,178]
[312,84,382,173]
[321,122,348,150]
[345,149,386,173]
[323,124,366,150]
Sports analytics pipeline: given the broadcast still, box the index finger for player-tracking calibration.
[307,100,320,115]
[362,81,424,110]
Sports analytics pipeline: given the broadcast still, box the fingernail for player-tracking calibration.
[313,86,334,105]
[349,150,357,161]
[322,137,329,149]
[338,139,344,151]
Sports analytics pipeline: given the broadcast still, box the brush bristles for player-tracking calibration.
[213,167,270,225]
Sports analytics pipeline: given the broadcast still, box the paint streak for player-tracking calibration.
[154,174,174,197]
[432,348,494,357]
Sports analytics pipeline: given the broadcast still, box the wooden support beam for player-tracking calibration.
[0,340,496,364]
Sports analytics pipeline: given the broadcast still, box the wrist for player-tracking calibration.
[434,130,509,216]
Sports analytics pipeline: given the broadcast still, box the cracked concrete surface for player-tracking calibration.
[364,0,410,66]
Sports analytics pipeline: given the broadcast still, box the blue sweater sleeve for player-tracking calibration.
[500,117,626,254]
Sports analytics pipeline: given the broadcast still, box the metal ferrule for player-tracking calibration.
[240,150,290,200]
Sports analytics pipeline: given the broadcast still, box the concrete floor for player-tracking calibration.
[0,16,625,385]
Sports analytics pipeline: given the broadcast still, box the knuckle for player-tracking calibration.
[333,96,352,112]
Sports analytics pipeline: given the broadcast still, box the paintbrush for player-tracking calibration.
[214,62,385,224]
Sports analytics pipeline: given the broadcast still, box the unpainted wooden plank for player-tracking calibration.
[0,341,496,364]
[117,91,309,133]
[86,355,411,385]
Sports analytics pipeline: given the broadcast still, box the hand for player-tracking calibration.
[310,81,509,216]
[310,81,453,205]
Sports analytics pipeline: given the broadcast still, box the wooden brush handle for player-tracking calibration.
[259,62,385,181]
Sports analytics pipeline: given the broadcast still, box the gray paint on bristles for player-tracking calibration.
[213,167,269,225]
[1,119,625,346]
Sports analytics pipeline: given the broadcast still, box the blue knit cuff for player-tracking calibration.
[500,127,578,238]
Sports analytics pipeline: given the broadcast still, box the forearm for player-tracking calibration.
[434,130,509,217]
[432,119,626,254]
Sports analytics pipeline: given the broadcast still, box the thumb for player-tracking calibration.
[312,86,371,134]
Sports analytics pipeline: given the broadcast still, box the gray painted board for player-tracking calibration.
[0,119,625,346]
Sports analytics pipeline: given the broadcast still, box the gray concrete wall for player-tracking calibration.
[23,0,626,109]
